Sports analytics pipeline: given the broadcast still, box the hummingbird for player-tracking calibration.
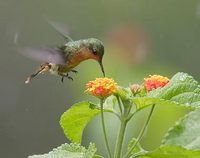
[19,21,105,84]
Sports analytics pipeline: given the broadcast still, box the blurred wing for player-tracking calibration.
[47,20,73,42]
[18,47,65,65]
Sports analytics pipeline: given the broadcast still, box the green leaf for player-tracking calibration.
[103,95,117,110]
[135,145,200,158]
[127,138,144,155]
[60,101,114,143]
[162,108,200,150]
[93,155,104,158]
[60,101,100,143]
[115,87,133,101]
[132,97,181,110]
[28,143,97,158]
[115,87,133,109]
[133,72,200,111]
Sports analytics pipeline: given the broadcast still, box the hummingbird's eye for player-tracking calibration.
[92,48,97,55]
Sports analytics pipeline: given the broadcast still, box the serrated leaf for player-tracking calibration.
[60,101,100,143]
[133,72,200,111]
[162,109,200,150]
[127,138,144,155]
[135,145,200,158]
[28,143,97,158]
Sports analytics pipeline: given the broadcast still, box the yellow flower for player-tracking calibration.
[85,78,117,99]
[144,75,170,91]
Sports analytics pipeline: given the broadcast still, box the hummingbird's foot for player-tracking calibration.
[71,69,78,74]
[61,76,65,83]
[67,76,73,81]
[60,73,73,83]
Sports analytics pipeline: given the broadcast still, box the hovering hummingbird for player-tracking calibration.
[19,21,105,84]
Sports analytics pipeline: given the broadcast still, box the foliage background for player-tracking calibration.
[0,0,200,157]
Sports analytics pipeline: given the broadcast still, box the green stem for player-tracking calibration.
[114,119,128,158]
[100,99,113,158]
[116,95,123,114]
[124,105,155,158]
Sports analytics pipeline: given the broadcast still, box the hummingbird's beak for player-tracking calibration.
[99,60,105,77]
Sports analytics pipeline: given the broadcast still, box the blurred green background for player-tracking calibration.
[0,0,200,157]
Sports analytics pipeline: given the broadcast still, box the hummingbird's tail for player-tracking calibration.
[25,63,50,84]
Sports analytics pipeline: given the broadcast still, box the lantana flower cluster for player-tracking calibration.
[144,75,170,91]
[85,77,117,99]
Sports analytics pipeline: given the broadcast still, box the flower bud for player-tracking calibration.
[130,84,141,94]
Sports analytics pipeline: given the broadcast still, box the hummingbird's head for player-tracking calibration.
[84,38,105,76]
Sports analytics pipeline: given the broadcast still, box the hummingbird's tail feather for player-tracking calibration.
[25,71,41,84]
[25,63,50,84]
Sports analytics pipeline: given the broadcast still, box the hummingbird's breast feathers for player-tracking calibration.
[49,63,59,75]
[65,46,95,67]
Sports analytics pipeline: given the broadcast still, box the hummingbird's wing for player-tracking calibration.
[18,47,65,65]
[47,20,73,42]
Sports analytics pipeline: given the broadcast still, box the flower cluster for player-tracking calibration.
[85,78,117,99]
[144,75,170,91]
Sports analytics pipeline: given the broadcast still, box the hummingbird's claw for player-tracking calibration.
[61,76,64,83]
[60,73,74,83]
[71,70,78,74]
[68,76,73,81]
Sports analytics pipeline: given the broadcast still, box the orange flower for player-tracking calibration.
[144,75,170,91]
[85,78,117,99]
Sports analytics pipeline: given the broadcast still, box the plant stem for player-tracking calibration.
[100,99,113,158]
[116,95,123,114]
[114,118,127,158]
[124,105,155,158]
